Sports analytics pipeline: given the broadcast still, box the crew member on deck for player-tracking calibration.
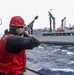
[0,16,41,75]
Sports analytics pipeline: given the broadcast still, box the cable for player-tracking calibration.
[26,50,74,59]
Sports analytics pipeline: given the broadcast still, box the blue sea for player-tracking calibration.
[26,44,74,75]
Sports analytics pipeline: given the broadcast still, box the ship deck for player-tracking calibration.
[23,68,43,75]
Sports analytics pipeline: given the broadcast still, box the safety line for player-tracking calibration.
[27,51,74,59]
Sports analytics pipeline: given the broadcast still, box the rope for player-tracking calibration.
[27,50,74,59]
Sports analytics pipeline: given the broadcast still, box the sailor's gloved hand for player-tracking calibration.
[23,31,41,43]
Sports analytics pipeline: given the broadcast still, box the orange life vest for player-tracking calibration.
[0,34,26,75]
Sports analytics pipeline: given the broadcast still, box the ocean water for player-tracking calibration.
[26,44,74,75]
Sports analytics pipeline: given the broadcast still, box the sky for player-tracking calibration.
[0,0,74,33]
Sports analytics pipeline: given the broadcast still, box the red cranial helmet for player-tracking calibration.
[9,16,26,27]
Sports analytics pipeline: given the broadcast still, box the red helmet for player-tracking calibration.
[9,16,26,27]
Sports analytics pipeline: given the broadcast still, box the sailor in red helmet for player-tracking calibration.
[0,16,41,75]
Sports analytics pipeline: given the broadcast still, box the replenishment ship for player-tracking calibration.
[33,11,74,45]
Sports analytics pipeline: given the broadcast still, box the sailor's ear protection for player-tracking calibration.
[16,28,24,34]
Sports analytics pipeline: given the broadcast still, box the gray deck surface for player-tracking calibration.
[23,68,43,75]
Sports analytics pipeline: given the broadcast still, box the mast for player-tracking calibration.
[48,11,55,32]
[61,17,66,29]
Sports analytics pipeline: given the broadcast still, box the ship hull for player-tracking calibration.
[33,29,74,45]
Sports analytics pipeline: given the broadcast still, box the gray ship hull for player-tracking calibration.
[33,29,74,45]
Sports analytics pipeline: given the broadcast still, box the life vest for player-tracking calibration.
[0,34,26,75]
